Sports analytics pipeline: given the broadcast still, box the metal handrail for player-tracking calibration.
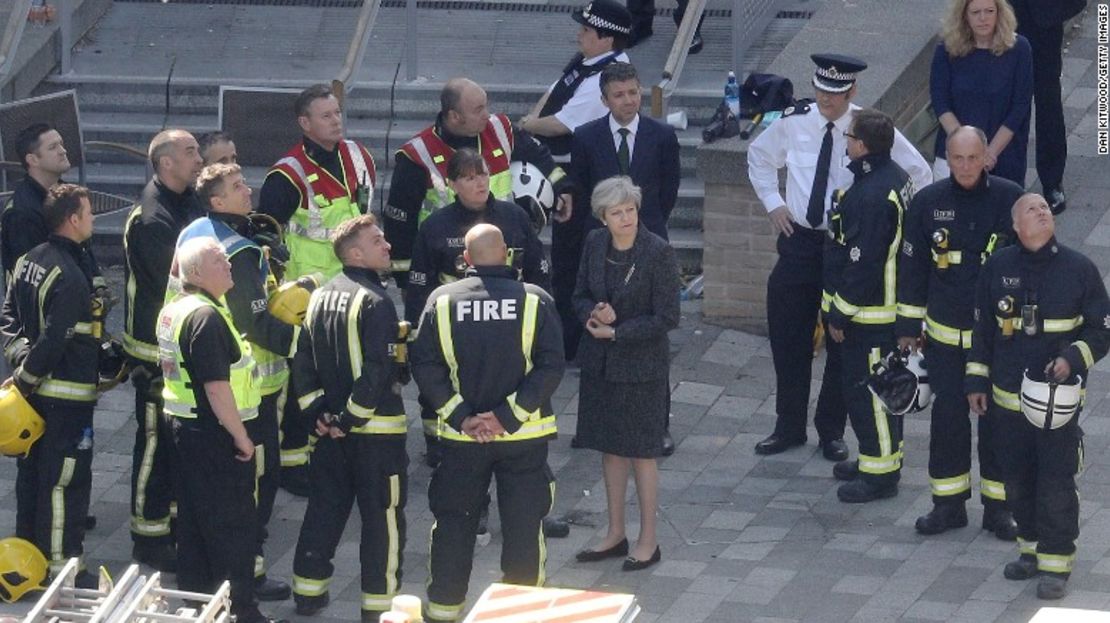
[332,0,383,102]
[0,0,35,92]
[650,0,706,118]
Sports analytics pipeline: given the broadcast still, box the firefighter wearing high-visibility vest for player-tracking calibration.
[122,129,205,571]
[822,109,912,504]
[157,236,280,623]
[258,83,377,495]
[289,215,408,622]
[896,126,1023,539]
[411,223,564,623]
[0,184,100,585]
[384,78,568,286]
[171,163,297,601]
[967,193,1110,601]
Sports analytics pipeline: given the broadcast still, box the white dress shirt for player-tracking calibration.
[747,103,932,230]
[548,51,631,132]
[608,113,640,162]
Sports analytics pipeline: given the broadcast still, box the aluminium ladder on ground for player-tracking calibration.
[24,558,232,623]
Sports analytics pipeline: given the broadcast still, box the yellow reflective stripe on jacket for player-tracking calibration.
[72,322,94,335]
[931,249,963,264]
[966,362,989,377]
[992,385,1021,412]
[925,315,971,348]
[36,378,98,402]
[995,315,1083,332]
[16,365,41,386]
[348,414,407,435]
[123,332,160,363]
[37,266,62,333]
[897,303,926,319]
[821,290,832,313]
[930,473,971,497]
[298,388,324,411]
[505,392,540,423]
[1073,340,1094,369]
[851,306,896,324]
[521,293,538,373]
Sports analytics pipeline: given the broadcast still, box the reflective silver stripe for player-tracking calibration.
[286,220,341,240]
[277,155,327,236]
[72,322,94,335]
[124,333,160,362]
[37,379,97,402]
[3,336,27,360]
[487,114,513,161]
[16,365,41,386]
[409,137,451,208]
[276,156,317,210]
[997,315,1084,332]
[256,359,287,378]
[298,388,325,411]
[344,140,374,208]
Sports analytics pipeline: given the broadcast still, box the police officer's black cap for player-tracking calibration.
[573,0,632,37]
[811,53,868,93]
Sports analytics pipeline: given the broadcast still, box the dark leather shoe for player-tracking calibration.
[914,503,968,535]
[833,459,858,481]
[622,546,661,571]
[819,439,849,462]
[1047,188,1067,215]
[688,33,704,55]
[837,479,897,504]
[1004,556,1038,580]
[280,466,311,497]
[661,432,675,457]
[295,593,330,616]
[543,517,570,538]
[74,570,99,589]
[254,576,291,601]
[576,538,629,562]
[754,434,805,455]
[1037,574,1068,600]
[133,543,177,573]
[983,508,1019,541]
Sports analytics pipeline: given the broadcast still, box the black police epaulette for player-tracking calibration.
[781,98,815,118]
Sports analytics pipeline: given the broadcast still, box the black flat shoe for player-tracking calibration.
[754,434,805,455]
[576,538,629,562]
[661,432,675,457]
[622,546,661,571]
[820,439,849,462]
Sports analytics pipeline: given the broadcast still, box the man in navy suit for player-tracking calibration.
[564,61,680,453]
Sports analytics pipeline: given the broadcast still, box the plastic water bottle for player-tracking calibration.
[724,71,741,117]
[77,427,94,450]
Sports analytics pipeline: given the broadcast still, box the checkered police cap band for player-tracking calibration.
[812,65,857,93]
[581,3,631,35]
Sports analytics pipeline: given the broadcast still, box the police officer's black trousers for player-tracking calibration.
[995,406,1081,577]
[551,219,585,362]
[16,399,93,574]
[172,421,257,617]
[426,442,553,622]
[766,230,846,443]
[130,367,175,546]
[247,391,281,577]
[924,342,1006,506]
[292,435,408,616]
[278,370,312,473]
[841,327,901,487]
[1014,4,1067,192]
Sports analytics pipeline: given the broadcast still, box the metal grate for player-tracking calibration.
[112,0,736,16]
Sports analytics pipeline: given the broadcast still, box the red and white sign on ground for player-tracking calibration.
[463,583,640,623]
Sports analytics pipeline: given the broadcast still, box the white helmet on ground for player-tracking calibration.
[1020,369,1083,430]
[510,161,555,233]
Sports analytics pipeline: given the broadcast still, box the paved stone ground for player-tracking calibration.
[3,5,1110,623]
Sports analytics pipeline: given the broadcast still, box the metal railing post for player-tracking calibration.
[732,0,744,75]
[405,0,418,81]
[60,0,73,74]
[333,0,382,97]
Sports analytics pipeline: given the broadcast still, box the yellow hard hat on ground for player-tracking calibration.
[0,537,48,603]
[0,385,44,458]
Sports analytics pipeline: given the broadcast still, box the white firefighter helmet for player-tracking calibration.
[510,161,555,233]
[1020,368,1082,430]
[866,349,932,416]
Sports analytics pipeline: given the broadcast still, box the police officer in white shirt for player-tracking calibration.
[747,53,931,462]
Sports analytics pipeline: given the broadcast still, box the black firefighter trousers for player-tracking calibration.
[841,326,901,487]
[292,435,408,617]
[246,391,281,578]
[17,398,93,575]
[425,441,554,623]
[923,341,1006,507]
[130,366,175,547]
[995,404,1082,578]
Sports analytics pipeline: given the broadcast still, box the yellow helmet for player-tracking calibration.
[0,385,45,458]
[0,537,47,603]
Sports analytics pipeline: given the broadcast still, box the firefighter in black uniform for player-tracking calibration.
[411,223,564,623]
[177,163,295,601]
[896,126,1023,538]
[823,109,913,504]
[157,237,281,623]
[123,129,205,571]
[385,78,568,287]
[405,149,549,462]
[290,215,408,621]
[0,184,100,586]
[967,193,1110,600]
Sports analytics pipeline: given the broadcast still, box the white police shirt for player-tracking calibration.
[747,102,932,230]
[549,51,631,133]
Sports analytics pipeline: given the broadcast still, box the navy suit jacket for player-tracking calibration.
[569,113,681,240]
